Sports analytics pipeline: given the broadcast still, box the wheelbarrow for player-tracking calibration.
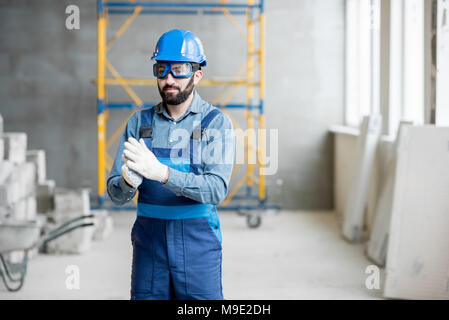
[0,214,95,292]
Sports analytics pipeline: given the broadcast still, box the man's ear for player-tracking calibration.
[193,70,203,85]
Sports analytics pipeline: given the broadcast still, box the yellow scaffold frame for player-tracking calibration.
[96,0,278,216]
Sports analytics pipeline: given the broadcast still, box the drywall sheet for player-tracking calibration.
[384,126,449,300]
[342,114,382,242]
[367,122,412,266]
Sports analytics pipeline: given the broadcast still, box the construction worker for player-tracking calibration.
[107,29,235,300]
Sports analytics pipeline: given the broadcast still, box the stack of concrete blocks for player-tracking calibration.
[0,115,52,224]
[0,116,38,262]
[0,133,36,222]
[0,114,114,256]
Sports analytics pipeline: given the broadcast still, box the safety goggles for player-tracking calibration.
[153,62,199,78]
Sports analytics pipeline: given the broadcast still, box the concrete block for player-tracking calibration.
[26,196,37,221]
[37,180,55,197]
[20,162,36,197]
[44,220,95,255]
[0,160,13,185]
[0,185,13,206]
[0,137,4,161]
[36,180,55,213]
[11,198,27,221]
[9,196,36,221]
[3,133,27,164]
[92,209,114,241]
[0,205,11,220]
[0,162,36,206]
[47,209,78,224]
[11,162,35,200]
[53,188,90,219]
[36,213,47,226]
[44,188,94,254]
[26,150,46,184]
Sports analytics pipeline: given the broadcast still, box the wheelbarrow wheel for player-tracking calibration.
[247,212,261,228]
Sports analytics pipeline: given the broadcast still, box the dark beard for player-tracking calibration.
[158,75,195,105]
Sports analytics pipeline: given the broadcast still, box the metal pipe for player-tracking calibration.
[97,0,107,198]
[108,9,247,15]
[104,2,261,9]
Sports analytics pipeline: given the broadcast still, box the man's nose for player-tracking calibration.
[165,72,176,85]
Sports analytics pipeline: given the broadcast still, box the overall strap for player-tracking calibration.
[190,108,222,174]
[191,108,222,141]
[139,106,155,149]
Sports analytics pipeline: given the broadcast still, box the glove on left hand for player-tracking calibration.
[123,137,169,183]
[121,163,143,188]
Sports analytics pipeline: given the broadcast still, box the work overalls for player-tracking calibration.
[131,106,224,300]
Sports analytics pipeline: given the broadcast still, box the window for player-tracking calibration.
[345,0,381,127]
[345,0,428,136]
[389,0,425,135]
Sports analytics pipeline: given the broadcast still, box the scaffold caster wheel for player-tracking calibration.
[247,212,261,228]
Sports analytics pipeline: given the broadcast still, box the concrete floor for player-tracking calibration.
[0,210,384,299]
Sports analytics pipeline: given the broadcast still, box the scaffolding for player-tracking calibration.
[96,0,280,227]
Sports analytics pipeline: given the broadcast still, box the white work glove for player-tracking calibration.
[123,137,169,183]
[121,161,143,189]
[121,153,143,188]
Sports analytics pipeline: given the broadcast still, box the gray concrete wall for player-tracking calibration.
[0,0,344,209]
[0,0,97,191]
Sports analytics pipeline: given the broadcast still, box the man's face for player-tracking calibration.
[157,71,196,106]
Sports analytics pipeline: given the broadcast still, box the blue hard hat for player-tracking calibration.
[151,29,207,66]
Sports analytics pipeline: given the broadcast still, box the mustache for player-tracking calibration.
[162,85,180,91]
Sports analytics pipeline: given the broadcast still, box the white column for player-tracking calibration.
[436,0,449,125]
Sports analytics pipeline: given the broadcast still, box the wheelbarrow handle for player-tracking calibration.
[46,214,95,238]
[43,222,95,245]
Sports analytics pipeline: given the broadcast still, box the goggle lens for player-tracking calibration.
[154,63,168,77]
[153,62,193,78]
[171,63,192,76]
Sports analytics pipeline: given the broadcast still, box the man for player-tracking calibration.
[107,29,235,300]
